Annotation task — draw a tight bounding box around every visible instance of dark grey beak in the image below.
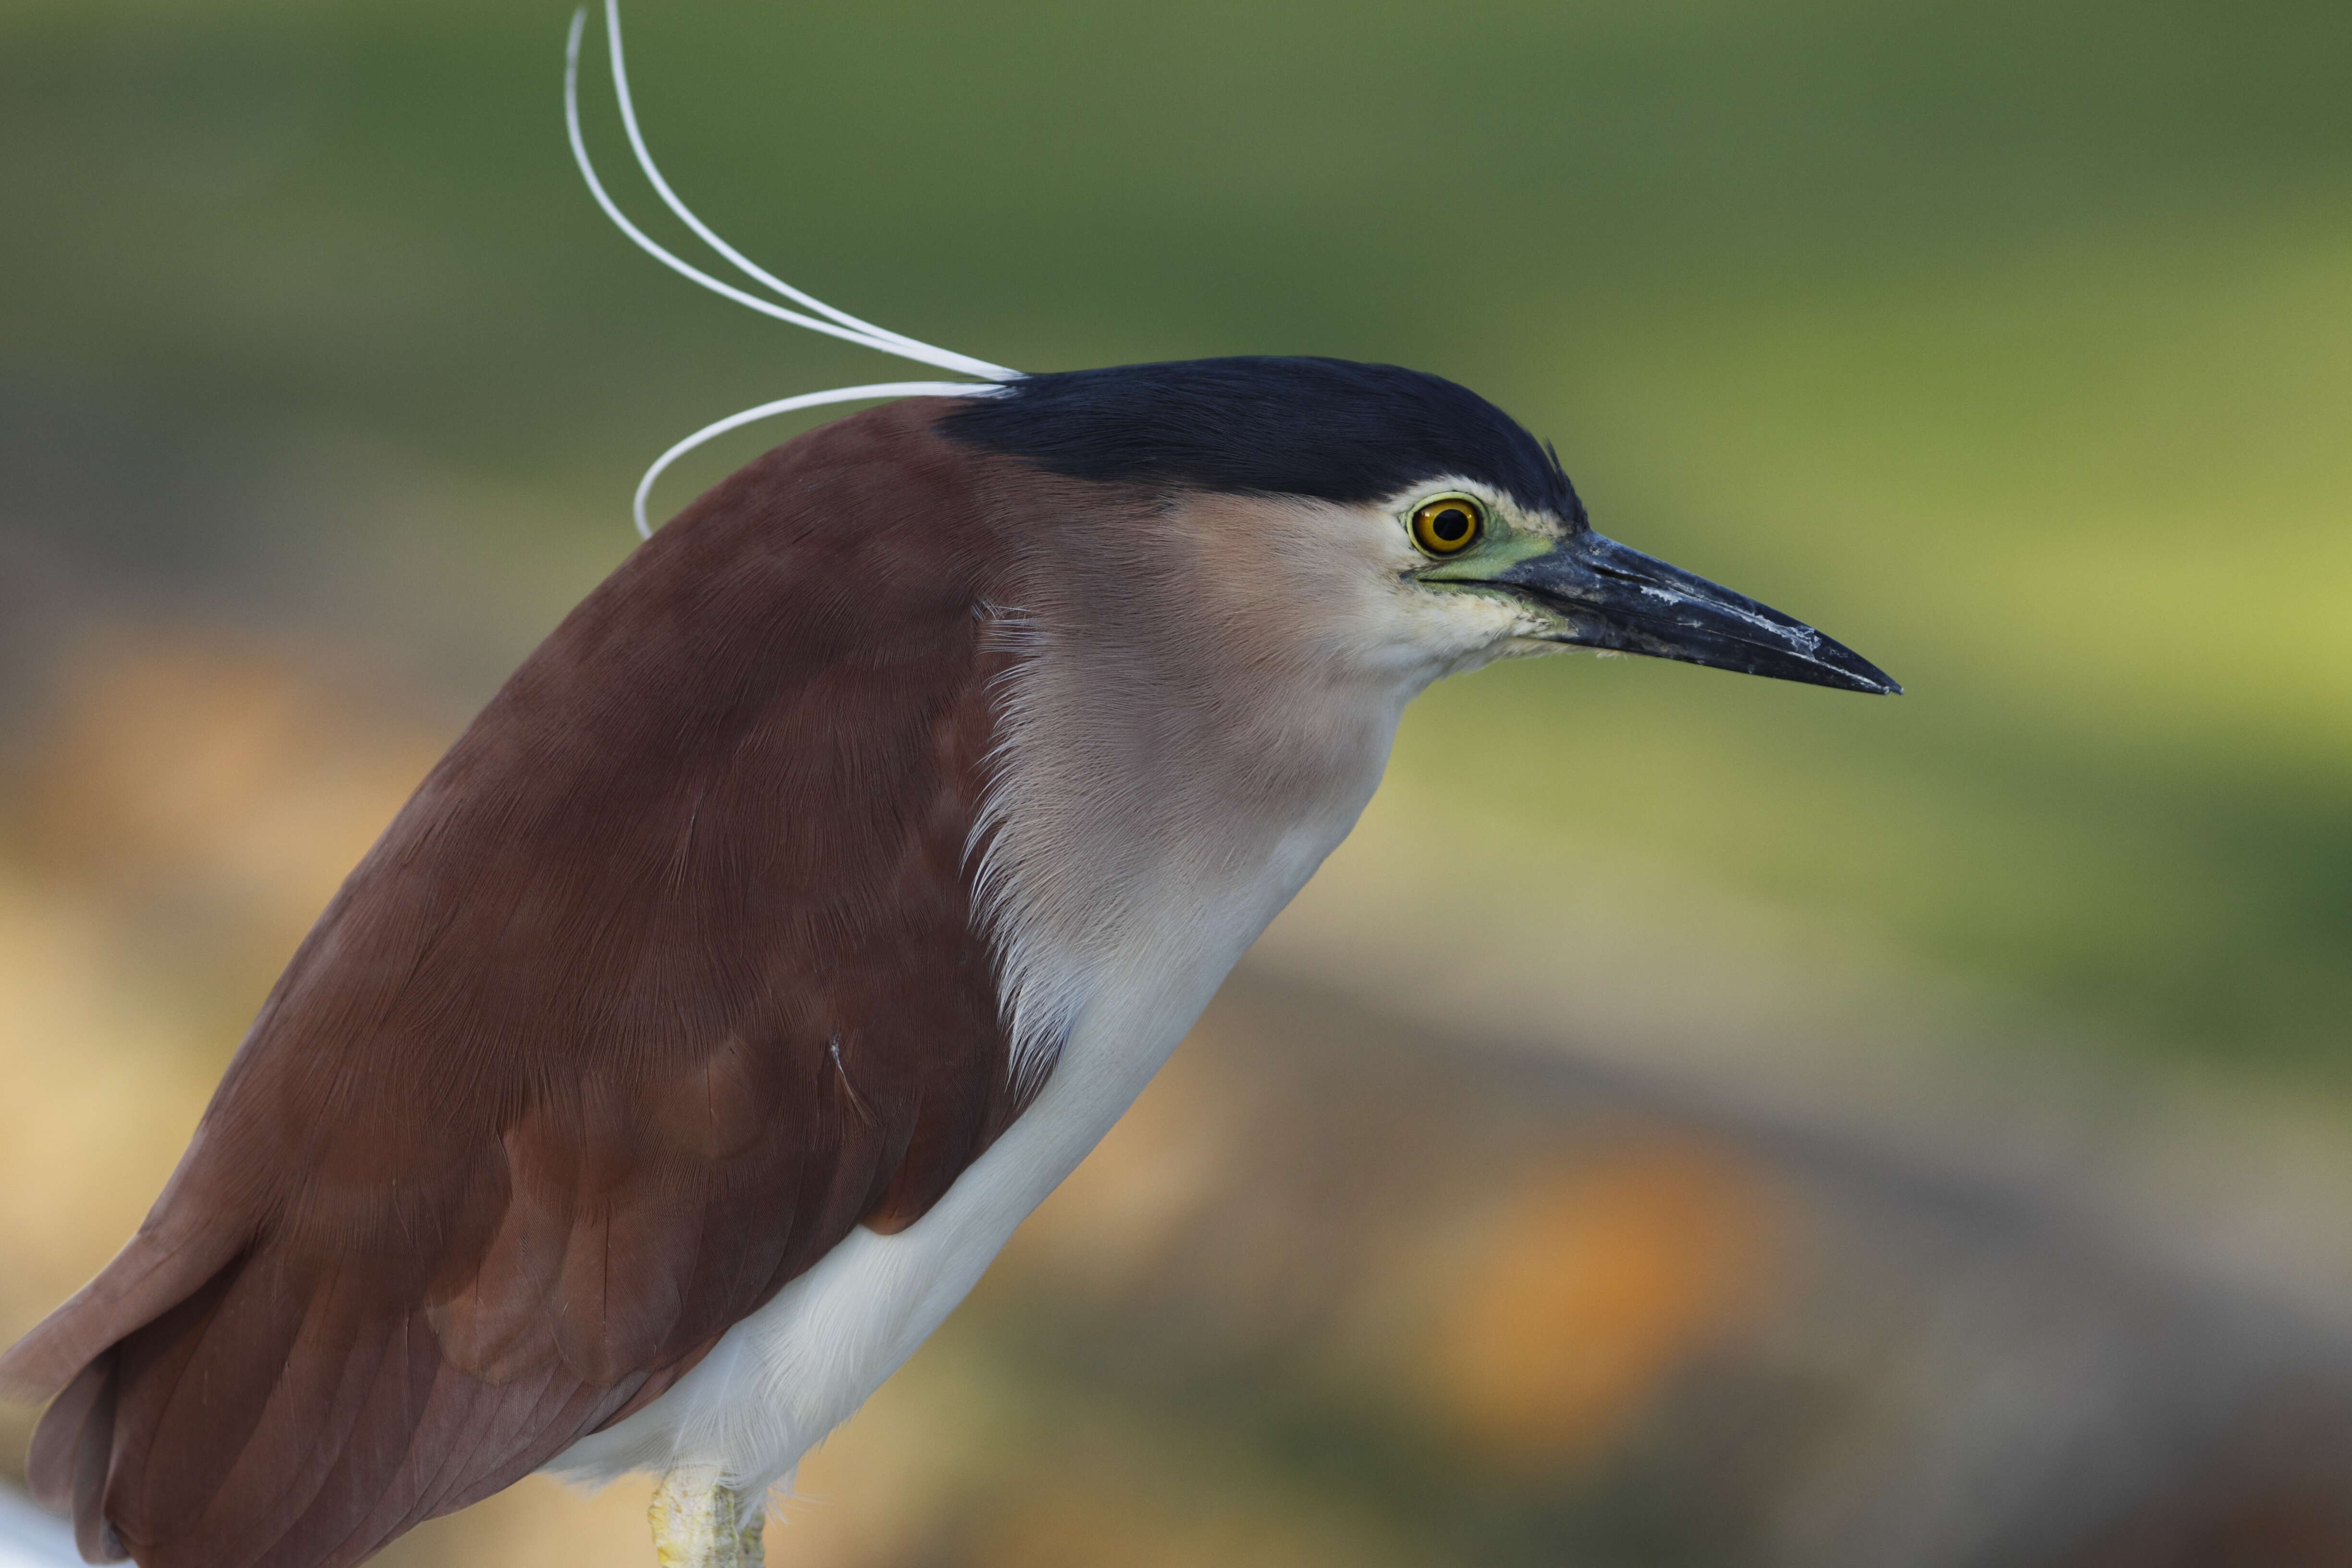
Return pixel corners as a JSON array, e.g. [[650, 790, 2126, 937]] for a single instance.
[[1490, 531, 1901, 695]]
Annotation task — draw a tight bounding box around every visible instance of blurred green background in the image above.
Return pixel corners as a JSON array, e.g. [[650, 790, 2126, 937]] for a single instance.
[[3, 1, 2349, 1565]]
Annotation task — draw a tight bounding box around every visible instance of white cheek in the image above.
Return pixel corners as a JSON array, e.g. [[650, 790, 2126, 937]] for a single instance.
[[1411, 588, 1534, 663], [1361, 560, 1530, 676]]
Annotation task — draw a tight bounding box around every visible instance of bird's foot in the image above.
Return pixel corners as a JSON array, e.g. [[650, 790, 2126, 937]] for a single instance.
[[649, 1465, 765, 1568]]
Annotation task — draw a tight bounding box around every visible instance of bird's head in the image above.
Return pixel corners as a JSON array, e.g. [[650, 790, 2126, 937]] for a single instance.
[[941, 355, 1900, 698]]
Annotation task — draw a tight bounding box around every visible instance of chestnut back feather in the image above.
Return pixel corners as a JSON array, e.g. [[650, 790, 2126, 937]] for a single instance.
[[1, 402, 1026, 1568]]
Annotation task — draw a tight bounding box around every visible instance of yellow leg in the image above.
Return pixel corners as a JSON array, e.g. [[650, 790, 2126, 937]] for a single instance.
[[649, 1466, 765, 1568]]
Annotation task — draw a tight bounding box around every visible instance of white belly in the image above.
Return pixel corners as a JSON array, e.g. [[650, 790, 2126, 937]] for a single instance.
[[542, 1006, 1173, 1493]]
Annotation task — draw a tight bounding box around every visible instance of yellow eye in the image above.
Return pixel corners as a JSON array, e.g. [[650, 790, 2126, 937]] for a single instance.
[[1409, 495, 1485, 556]]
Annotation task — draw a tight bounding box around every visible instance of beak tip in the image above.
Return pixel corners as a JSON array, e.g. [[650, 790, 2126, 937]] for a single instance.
[[1808, 635, 1899, 697], [1790, 636, 1900, 697]]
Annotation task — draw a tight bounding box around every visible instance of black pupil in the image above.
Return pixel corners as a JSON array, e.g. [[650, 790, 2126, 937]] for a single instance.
[[1431, 507, 1471, 543]]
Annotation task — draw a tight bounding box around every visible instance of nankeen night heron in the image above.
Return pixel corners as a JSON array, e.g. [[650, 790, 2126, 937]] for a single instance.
[[0, 8, 1898, 1568]]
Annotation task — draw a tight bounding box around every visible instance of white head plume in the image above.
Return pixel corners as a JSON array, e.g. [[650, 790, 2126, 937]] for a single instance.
[[564, 3, 1019, 537]]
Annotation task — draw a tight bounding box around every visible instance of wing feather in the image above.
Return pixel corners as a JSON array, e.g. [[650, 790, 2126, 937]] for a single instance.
[[0, 402, 1025, 1568]]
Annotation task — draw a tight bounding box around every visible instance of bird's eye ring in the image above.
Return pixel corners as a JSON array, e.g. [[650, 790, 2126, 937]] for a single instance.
[[1410, 495, 1485, 557]]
